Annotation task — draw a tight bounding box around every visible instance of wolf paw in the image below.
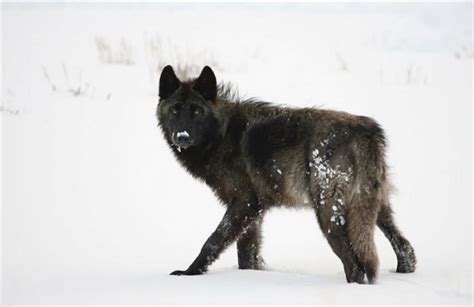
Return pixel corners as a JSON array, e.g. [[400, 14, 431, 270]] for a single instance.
[[238, 256, 265, 270], [396, 259, 416, 273], [170, 269, 203, 276], [396, 243, 417, 273], [349, 268, 366, 284]]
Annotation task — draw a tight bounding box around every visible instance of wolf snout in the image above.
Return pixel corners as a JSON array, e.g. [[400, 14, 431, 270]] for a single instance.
[[173, 130, 192, 148]]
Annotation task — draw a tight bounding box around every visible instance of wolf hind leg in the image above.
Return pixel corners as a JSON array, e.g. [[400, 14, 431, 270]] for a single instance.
[[377, 205, 416, 273], [346, 203, 380, 284], [315, 205, 365, 284], [237, 214, 265, 270]]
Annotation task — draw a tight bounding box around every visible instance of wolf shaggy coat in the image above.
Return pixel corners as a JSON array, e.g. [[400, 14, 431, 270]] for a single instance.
[[157, 66, 416, 284]]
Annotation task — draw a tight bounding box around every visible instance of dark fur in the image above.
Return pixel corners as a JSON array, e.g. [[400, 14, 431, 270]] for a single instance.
[[157, 66, 416, 284]]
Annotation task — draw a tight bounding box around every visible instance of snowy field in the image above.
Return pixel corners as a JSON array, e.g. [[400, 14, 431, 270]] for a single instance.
[[2, 2, 473, 305]]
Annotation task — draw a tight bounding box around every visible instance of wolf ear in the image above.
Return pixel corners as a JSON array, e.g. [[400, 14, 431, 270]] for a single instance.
[[193, 66, 217, 102], [159, 65, 181, 99]]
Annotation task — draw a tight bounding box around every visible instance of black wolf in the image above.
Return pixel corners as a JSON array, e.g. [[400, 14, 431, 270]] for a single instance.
[[157, 65, 416, 284]]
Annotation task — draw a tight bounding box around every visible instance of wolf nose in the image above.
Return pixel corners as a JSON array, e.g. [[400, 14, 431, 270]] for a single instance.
[[175, 131, 191, 145], [177, 134, 189, 143]]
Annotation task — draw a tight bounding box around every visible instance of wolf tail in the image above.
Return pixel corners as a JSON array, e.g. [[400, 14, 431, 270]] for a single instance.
[[377, 205, 417, 273]]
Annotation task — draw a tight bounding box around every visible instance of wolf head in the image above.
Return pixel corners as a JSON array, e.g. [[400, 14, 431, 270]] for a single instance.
[[157, 66, 221, 150]]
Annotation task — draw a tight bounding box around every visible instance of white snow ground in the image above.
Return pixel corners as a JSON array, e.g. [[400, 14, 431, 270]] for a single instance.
[[2, 2, 472, 305]]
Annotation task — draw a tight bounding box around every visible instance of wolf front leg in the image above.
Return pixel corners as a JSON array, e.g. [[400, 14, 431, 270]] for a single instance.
[[170, 205, 261, 276], [237, 214, 265, 270]]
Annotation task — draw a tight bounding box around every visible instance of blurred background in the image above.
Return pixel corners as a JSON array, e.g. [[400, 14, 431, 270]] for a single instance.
[[2, 2, 472, 305]]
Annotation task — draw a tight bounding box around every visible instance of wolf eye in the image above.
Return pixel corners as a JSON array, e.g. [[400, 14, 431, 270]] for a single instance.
[[170, 107, 178, 116], [193, 108, 203, 116]]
